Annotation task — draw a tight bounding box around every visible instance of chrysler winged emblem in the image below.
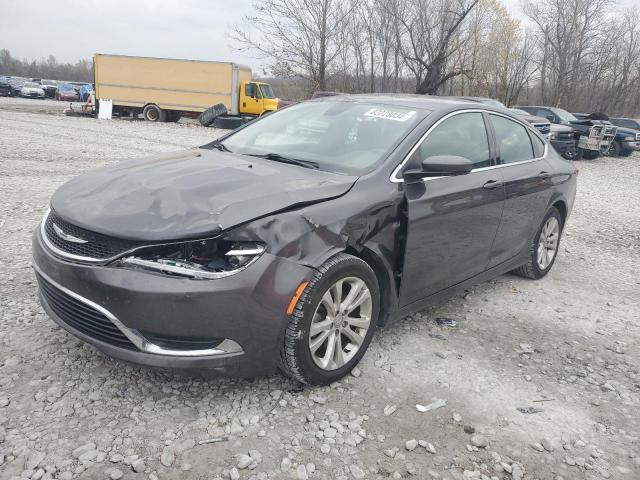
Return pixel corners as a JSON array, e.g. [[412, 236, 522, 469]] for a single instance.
[[52, 223, 88, 244]]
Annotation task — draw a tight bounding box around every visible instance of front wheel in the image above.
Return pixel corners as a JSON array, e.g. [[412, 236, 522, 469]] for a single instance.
[[607, 141, 621, 157], [513, 207, 563, 279], [280, 253, 379, 385]]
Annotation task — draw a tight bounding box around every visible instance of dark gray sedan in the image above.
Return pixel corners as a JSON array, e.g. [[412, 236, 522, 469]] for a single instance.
[[33, 95, 577, 385]]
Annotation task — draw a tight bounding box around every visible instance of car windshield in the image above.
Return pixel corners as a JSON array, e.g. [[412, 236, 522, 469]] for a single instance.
[[219, 101, 422, 175], [550, 107, 578, 122], [23, 82, 39, 88], [59, 84, 75, 91], [259, 84, 275, 99]]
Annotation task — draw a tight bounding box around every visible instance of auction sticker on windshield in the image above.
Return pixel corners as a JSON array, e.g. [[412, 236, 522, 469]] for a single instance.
[[364, 108, 415, 122]]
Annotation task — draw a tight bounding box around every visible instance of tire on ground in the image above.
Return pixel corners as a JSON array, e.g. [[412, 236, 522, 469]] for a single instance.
[[512, 206, 563, 280], [198, 103, 227, 127], [213, 115, 244, 130], [142, 104, 166, 122], [165, 110, 181, 123], [279, 253, 380, 386]]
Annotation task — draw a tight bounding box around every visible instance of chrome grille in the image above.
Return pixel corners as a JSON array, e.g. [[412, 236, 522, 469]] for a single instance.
[[43, 210, 142, 261], [533, 123, 551, 135]]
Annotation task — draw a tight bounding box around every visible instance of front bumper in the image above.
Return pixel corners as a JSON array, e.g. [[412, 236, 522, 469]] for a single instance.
[[550, 138, 575, 155], [621, 140, 640, 151], [32, 228, 313, 375]]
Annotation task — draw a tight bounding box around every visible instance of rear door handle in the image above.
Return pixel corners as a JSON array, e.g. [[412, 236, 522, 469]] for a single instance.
[[538, 171, 552, 180], [483, 179, 503, 190]]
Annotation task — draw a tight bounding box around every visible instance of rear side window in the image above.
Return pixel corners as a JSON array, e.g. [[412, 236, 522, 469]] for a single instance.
[[413, 112, 491, 168], [245, 83, 255, 97], [529, 131, 545, 158], [490, 114, 534, 164]]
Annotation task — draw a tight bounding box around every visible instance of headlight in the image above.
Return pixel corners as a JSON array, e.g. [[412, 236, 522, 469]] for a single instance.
[[118, 239, 265, 279], [550, 132, 558, 140], [623, 135, 634, 141]]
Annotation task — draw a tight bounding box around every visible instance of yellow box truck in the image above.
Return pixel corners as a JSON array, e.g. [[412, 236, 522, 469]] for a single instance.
[[93, 54, 279, 126]]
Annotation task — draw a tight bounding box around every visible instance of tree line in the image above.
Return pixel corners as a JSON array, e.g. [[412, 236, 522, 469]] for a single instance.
[[0, 49, 93, 83], [231, 0, 640, 116]]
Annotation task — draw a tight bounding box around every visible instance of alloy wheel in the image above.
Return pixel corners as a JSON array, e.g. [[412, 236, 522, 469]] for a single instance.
[[308, 277, 372, 371], [537, 217, 560, 270]]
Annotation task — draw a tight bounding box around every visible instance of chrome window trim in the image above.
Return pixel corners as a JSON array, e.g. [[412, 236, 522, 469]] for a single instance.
[[390, 108, 548, 183], [33, 262, 243, 357]]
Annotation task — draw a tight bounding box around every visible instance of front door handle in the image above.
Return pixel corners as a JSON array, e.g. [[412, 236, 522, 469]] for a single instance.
[[483, 179, 503, 190], [538, 171, 552, 180]]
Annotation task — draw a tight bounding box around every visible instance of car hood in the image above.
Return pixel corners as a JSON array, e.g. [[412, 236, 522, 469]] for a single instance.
[[614, 126, 638, 136], [50, 148, 357, 242]]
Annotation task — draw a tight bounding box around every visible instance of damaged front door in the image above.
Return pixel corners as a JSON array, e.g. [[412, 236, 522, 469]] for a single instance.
[[397, 112, 505, 306]]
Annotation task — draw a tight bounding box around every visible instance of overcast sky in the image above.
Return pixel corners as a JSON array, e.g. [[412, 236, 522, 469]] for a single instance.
[[0, 0, 635, 73]]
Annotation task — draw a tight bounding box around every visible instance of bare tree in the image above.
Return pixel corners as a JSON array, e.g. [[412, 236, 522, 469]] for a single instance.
[[389, 0, 479, 94], [230, 0, 360, 92]]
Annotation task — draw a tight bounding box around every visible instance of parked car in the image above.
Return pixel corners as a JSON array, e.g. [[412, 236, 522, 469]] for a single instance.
[[40, 80, 58, 98], [8, 78, 26, 97], [79, 83, 94, 102], [454, 97, 552, 139], [19, 81, 46, 99], [0, 78, 11, 97], [574, 113, 640, 157], [516, 106, 616, 159], [33, 96, 576, 384], [55, 83, 80, 101]]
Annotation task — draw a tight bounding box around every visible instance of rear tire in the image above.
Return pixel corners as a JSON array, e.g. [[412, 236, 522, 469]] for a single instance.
[[166, 110, 181, 123], [280, 253, 380, 385], [142, 104, 166, 122], [607, 141, 621, 157], [512, 207, 563, 280], [582, 149, 599, 160]]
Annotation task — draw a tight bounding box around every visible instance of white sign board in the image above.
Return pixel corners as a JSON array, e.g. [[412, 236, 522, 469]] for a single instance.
[[98, 99, 112, 120]]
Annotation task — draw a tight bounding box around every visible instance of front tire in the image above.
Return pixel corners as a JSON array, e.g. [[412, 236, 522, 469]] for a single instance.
[[513, 207, 563, 279], [280, 253, 380, 385], [608, 141, 621, 157]]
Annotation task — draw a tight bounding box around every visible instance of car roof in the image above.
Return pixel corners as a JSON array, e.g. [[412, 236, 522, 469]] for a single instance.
[[309, 93, 496, 112]]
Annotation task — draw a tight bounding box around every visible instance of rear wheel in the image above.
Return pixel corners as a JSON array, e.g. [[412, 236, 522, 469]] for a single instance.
[[165, 110, 181, 123], [142, 104, 166, 122], [582, 149, 600, 160], [513, 207, 563, 280], [280, 253, 379, 385], [607, 141, 621, 157]]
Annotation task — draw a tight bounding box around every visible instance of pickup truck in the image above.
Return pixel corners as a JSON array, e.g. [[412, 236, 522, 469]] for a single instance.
[[574, 114, 640, 157], [516, 106, 616, 159]]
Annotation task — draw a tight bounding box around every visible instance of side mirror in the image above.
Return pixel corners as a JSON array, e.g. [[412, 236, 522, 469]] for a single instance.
[[403, 155, 474, 181]]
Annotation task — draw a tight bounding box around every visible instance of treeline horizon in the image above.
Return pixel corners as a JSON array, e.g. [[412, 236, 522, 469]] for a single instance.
[[0, 49, 93, 83]]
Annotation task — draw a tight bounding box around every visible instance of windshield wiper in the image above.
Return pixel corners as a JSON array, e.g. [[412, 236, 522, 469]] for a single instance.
[[245, 153, 319, 169]]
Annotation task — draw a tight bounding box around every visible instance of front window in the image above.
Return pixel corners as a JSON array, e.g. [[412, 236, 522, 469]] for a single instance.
[[59, 84, 75, 92], [23, 82, 39, 88], [411, 112, 491, 169], [550, 108, 577, 123], [219, 101, 422, 175], [259, 84, 275, 99]]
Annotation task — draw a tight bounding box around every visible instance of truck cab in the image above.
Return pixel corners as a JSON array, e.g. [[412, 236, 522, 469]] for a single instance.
[[239, 81, 279, 116]]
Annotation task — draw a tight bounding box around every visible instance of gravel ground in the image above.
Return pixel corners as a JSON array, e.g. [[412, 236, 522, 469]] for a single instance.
[[0, 96, 639, 480]]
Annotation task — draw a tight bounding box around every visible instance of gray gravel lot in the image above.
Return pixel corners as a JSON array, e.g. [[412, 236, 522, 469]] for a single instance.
[[0, 96, 639, 480]]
